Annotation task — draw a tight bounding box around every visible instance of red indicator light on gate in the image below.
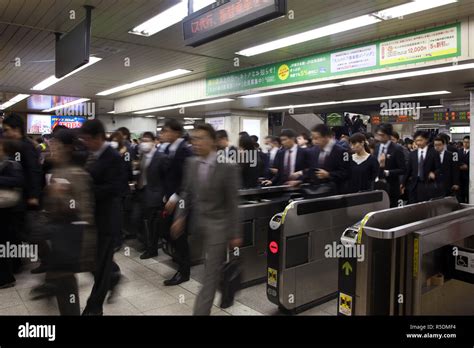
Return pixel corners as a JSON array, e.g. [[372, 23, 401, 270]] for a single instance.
[[269, 241, 278, 254]]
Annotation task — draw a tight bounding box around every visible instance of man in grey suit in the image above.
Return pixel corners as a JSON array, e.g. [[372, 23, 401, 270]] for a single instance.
[[171, 124, 242, 315]]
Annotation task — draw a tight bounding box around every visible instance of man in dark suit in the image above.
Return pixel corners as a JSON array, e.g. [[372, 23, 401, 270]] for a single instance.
[[138, 132, 169, 259], [307, 124, 350, 193], [171, 124, 242, 315], [374, 123, 406, 207], [262, 129, 310, 187], [434, 135, 460, 197], [162, 119, 193, 286], [80, 120, 123, 315], [402, 131, 440, 204], [216, 130, 238, 159], [457, 135, 470, 203]]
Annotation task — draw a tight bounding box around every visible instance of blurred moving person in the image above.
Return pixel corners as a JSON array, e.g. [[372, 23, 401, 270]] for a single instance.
[[374, 124, 406, 207], [308, 124, 350, 193], [433, 135, 459, 197], [347, 133, 379, 193], [458, 135, 470, 203], [2, 114, 43, 274], [45, 130, 96, 315], [80, 120, 123, 315], [216, 130, 237, 159], [0, 138, 24, 288], [297, 132, 311, 149], [170, 124, 242, 315], [402, 131, 440, 204], [162, 119, 193, 286]]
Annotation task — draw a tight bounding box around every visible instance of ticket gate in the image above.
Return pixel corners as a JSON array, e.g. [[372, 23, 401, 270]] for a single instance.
[[266, 190, 389, 313], [186, 185, 309, 286], [338, 197, 474, 316]]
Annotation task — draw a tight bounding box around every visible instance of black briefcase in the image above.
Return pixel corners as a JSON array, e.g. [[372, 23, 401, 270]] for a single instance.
[[219, 258, 242, 309]]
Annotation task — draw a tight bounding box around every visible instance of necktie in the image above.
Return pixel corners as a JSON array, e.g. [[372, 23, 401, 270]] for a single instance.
[[318, 149, 326, 167], [199, 160, 208, 184], [418, 150, 424, 179], [286, 150, 292, 177]]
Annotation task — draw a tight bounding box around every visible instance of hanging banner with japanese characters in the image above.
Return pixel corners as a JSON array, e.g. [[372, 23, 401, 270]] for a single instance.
[[206, 23, 461, 96]]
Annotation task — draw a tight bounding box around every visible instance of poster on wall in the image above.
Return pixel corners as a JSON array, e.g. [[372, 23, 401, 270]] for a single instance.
[[206, 117, 225, 130], [27, 115, 87, 134]]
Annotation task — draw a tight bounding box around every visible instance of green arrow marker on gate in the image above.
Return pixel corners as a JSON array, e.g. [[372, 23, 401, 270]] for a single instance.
[[342, 261, 353, 276]]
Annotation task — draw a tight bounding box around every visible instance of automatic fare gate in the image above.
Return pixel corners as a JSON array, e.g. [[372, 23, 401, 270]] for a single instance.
[[338, 197, 474, 316], [266, 190, 389, 313]]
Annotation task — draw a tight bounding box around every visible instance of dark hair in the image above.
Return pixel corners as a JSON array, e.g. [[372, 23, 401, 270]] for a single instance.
[[52, 124, 68, 134], [349, 133, 370, 152], [392, 131, 400, 140], [3, 113, 25, 136], [413, 130, 430, 140], [239, 135, 255, 151], [271, 136, 281, 146], [311, 124, 331, 137], [117, 127, 131, 141], [365, 132, 374, 140], [81, 119, 106, 139], [164, 119, 183, 135], [109, 131, 124, 148], [216, 130, 228, 140], [376, 123, 393, 137], [439, 133, 451, 143], [195, 123, 217, 141], [464, 136, 470, 141], [239, 131, 249, 137], [141, 131, 156, 141], [280, 128, 297, 139], [53, 128, 78, 146], [434, 136, 446, 145], [0, 138, 21, 157], [299, 132, 311, 142], [250, 135, 259, 143]]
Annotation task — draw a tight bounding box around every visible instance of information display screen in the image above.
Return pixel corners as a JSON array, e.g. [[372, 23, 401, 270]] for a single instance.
[[183, 0, 286, 47]]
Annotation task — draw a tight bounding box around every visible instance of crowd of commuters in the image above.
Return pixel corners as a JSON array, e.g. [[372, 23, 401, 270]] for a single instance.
[[0, 113, 470, 316]]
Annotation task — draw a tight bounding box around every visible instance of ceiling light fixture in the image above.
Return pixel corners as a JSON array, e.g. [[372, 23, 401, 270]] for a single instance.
[[236, 0, 457, 57], [129, 1, 188, 37], [134, 98, 234, 114], [0, 94, 30, 110], [96, 69, 192, 96], [264, 91, 451, 111], [31, 57, 102, 91]]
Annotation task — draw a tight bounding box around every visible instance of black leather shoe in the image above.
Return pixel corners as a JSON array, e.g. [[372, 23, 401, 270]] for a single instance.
[[0, 281, 15, 289], [163, 272, 190, 286], [220, 298, 234, 309], [139, 251, 158, 260], [30, 264, 48, 274]]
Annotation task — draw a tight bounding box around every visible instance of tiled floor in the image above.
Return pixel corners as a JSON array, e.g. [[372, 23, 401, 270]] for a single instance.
[[0, 243, 337, 316]]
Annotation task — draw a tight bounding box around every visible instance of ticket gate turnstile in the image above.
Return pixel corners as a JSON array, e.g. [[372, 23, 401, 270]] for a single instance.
[[266, 190, 389, 313], [338, 197, 474, 316]]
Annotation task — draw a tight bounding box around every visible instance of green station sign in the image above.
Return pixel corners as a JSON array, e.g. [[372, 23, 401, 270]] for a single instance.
[[206, 23, 461, 96]]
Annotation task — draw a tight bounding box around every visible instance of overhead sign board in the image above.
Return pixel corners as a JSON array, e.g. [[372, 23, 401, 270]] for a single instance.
[[183, 0, 287, 47], [206, 23, 461, 96]]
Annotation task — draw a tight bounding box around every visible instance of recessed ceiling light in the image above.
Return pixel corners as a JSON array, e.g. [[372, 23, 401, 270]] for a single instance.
[[264, 91, 451, 111], [96, 69, 192, 96], [31, 57, 102, 91], [0, 94, 30, 110]]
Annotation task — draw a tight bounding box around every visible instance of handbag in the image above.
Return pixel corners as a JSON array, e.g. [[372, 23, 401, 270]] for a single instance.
[[219, 257, 242, 309]]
